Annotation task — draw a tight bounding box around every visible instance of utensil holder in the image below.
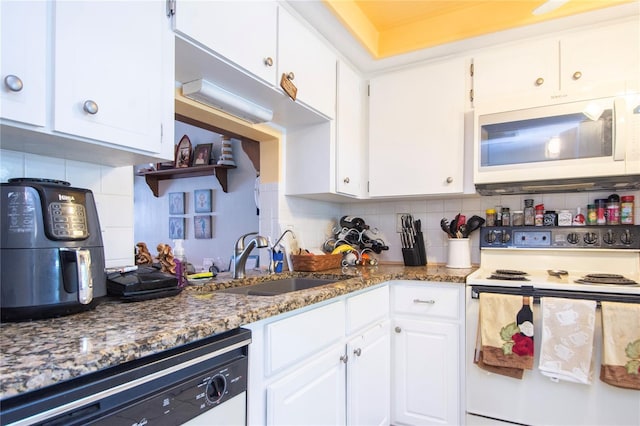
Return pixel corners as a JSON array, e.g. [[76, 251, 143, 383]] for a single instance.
[[446, 238, 471, 268]]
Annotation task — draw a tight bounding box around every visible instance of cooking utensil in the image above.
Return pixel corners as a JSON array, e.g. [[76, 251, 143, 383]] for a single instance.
[[440, 218, 454, 238], [450, 213, 460, 238], [462, 215, 485, 237]]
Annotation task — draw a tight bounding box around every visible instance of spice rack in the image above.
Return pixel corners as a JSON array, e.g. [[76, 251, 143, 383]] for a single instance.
[[137, 165, 237, 197]]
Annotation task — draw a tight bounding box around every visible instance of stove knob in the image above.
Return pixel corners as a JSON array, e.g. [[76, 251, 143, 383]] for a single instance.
[[584, 232, 598, 245], [486, 231, 497, 244], [205, 374, 227, 404], [603, 229, 615, 245], [621, 229, 633, 245], [501, 230, 511, 243], [566, 232, 579, 244]]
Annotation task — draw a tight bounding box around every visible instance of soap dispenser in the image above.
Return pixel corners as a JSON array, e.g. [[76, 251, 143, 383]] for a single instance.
[[173, 239, 187, 287]]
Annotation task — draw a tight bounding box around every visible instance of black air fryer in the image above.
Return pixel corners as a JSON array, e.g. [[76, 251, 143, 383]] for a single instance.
[[1, 178, 106, 322]]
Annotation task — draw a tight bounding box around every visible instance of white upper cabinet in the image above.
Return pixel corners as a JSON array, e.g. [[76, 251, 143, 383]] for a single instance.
[[368, 56, 467, 197], [53, 1, 166, 154], [0, 0, 47, 127], [473, 19, 640, 109], [172, 1, 278, 84], [277, 7, 337, 119]]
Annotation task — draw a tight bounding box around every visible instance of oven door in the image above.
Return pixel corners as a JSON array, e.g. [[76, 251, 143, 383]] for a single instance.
[[465, 285, 639, 426]]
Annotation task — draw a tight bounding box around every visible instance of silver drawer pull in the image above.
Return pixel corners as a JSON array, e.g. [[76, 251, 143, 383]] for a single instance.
[[413, 299, 435, 304]]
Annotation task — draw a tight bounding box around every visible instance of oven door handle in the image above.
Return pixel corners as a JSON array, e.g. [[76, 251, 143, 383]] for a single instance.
[[470, 285, 640, 305]]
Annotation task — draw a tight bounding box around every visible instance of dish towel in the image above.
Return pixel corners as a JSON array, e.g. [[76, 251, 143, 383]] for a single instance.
[[475, 293, 534, 379], [538, 297, 596, 384], [600, 301, 640, 390]]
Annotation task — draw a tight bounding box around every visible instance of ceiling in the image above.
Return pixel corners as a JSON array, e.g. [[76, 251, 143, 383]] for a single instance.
[[288, 0, 638, 74], [322, 0, 634, 59]]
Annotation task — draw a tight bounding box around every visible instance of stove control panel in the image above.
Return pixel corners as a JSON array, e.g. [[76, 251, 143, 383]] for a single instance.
[[480, 226, 640, 249]]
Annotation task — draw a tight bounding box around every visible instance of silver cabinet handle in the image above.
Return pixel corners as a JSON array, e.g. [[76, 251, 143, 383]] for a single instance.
[[83, 100, 99, 115], [286, 72, 295, 81], [353, 348, 362, 357], [535, 77, 544, 86], [343, 177, 350, 184], [446, 176, 453, 184], [572, 71, 582, 80], [264, 57, 273, 67], [395, 326, 402, 333], [339, 354, 349, 364], [4, 75, 23, 92], [413, 299, 435, 304]]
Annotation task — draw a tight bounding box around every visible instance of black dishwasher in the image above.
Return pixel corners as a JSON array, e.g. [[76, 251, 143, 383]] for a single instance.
[[1, 328, 251, 426]]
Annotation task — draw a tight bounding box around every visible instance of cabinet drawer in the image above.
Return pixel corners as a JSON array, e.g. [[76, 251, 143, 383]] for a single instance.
[[346, 285, 389, 335], [266, 301, 345, 375], [392, 284, 461, 320]]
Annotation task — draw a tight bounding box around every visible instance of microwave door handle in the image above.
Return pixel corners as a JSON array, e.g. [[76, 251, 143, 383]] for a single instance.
[[60, 248, 94, 304], [613, 97, 626, 161]]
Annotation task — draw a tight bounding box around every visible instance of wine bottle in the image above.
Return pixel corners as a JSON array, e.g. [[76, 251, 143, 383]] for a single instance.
[[339, 216, 369, 231], [516, 296, 534, 337]]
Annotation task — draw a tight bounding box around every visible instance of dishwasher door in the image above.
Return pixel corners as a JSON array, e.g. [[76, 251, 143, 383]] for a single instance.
[[1, 328, 251, 426]]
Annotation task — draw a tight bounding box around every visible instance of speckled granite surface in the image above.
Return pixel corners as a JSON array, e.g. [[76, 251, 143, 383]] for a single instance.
[[0, 264, 474, 399]]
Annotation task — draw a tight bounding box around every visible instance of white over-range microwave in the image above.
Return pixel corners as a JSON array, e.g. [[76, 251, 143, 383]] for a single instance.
[[473, 95, 640, 194]]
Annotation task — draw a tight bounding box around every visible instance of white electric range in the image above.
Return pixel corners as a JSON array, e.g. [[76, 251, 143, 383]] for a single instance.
[[465, 225, 640, 426]]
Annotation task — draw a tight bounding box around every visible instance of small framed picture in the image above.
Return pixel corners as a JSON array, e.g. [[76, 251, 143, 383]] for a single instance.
[[194, 215, 213, 239], [192, 143, 213, 166], [194, 189, 212, 213], [175, 134, 192, 168], [169, 217, 185, 239], [168, 192, 185, 215]]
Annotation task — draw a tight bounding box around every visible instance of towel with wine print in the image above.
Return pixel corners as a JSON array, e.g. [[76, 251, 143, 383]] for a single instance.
[[475, 293, 534, 379]]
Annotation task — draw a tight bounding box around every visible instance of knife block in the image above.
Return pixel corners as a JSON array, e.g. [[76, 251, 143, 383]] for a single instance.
[[402, 231, 427, 266]]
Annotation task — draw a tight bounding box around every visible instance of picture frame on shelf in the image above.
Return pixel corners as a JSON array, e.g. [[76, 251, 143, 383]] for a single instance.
[[194, 215, 213, 239], [192, 143, 213, 166], [194, 189, 213, 213], [175, 135, 192, 168], [169, 217, 185, 239], [168, 192, 185, 215]]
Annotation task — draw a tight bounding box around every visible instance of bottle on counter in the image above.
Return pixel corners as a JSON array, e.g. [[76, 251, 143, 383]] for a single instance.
[[495, 205, 503, 226], [524, 199, 535, 226], [340, 215, 369, 231], [535, 204, 545, 226], [173, 239, 187, 287], [586, 204, 597, 225], [621, 195, 635, 225], [573, 207, 586, 225]]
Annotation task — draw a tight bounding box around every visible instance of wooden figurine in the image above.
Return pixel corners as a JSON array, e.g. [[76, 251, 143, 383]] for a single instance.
[[135, 242, 153, 265], [157, 243, 176, 274]]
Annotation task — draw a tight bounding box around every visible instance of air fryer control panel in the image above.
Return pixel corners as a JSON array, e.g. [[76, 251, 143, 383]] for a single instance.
[[48, 201, 88, 239], [480, 225, 640, 249]]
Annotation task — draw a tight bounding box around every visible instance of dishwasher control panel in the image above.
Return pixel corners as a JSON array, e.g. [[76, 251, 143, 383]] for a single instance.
[[481, 225, 640, 249]]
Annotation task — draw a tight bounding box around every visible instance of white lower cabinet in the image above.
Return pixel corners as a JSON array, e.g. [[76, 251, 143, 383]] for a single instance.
[[391, 281, 464, 426], [247, 284, 390, 426]]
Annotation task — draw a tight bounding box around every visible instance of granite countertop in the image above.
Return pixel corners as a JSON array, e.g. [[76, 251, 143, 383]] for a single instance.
[[0, 264, 474, 399]]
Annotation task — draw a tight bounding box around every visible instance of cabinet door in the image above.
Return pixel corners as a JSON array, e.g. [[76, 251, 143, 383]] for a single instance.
[[347, 321, 390, 426], [278, 7, 336, 119], [266, 344, 346, 426], [392, 318, 459, 426], [561, 20, 640, 97], [173, 1, 277, 84], [0, 0, 47, 127], [336, 61, 366, 197], [53, 1, 164, 153], [368, 57, 466, 196], [472, 38, 557, 108]]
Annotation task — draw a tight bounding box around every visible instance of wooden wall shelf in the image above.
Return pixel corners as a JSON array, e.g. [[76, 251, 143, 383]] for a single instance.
[[138, 165, 237, 197]]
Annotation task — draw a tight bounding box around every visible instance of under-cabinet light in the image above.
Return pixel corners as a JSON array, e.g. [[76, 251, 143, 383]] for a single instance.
[[532, 0, 569, 15], [182, 79, 273, 124]]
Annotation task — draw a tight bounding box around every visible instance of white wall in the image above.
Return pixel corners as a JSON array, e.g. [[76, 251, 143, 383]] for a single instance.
[[0, 149, 134, 268], [133, 121, 259, 272]]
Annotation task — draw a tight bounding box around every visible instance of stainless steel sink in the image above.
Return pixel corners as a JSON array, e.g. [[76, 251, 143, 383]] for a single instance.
[[218, 277, 338, 296]]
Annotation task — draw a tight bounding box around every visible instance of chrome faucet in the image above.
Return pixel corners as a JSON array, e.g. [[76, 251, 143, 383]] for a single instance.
[[268, 229, 296, 274], [232, 232, 268, 279]]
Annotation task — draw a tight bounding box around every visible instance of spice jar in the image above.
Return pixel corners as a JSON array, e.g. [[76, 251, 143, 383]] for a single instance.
[[586, 204, 597, 225], [535, 204, 545, 226], [558, 210, 572, 226], [524, 199, 535, 226], [543, 210, 557, 226], [501, 207, 511, 226], [595, 199, 607, 225], [486, 208, 497, 227], [573, 207, 585, 225], [606, 194, 620, 225], [621, 195, 635, 225], [512, 211, 524, 226]]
